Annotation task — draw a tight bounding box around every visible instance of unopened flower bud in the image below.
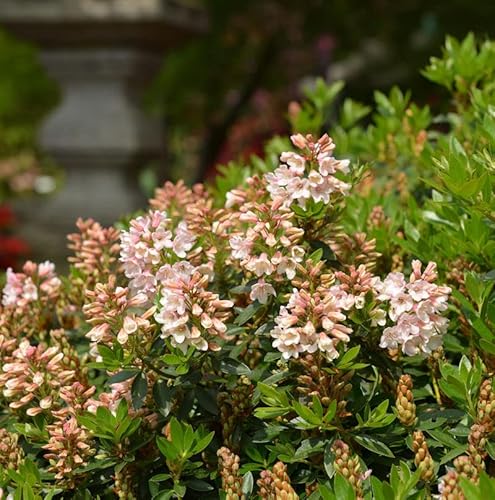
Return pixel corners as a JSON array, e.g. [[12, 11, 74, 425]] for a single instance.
[[396, 375, 417, 427], [413, 431, 435, 482]]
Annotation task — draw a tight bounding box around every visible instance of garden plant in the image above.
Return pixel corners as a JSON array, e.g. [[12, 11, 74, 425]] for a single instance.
[[1, 34, 495, 499]]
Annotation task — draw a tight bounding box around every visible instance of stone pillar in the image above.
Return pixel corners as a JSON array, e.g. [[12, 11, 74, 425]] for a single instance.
[[13, 49, 162, 263], [0, 0, 206, 265]]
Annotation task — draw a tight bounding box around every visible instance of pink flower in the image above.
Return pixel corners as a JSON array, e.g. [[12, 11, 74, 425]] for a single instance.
[[172, 221, 196, 258], [389, 293, 414, 321], [250, 280, 276, 304], [120, 210, 197, 298], [376, 261, 451, 356], [375, 272, 407, 301], [2, 261, 61, 309], [154, 267, 233, 352], [245, 253, 274, 277], [86, 323, 110, 343], [229, 235, 253, 260], [22, 278, 38, 301], [264, 134, 351, 211], [271, 287, 352, 361], [290, 133, 308, 149], [280, 151, 306, 174], [318, 157, 350, 176]]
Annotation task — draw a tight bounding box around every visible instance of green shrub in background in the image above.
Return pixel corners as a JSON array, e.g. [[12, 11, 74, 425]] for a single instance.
[[0, 29, 59, 201], [0, 34, 495, 500], [0, 29, 58, 155]]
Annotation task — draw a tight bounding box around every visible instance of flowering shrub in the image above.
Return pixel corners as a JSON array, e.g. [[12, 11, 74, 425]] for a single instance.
[[1, 34, 495, 499]]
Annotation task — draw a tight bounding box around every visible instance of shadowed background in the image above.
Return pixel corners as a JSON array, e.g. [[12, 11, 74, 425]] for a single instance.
[[0, 0, 493, 267]]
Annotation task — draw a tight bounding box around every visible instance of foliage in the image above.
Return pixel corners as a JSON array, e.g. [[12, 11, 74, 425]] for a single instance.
[[147, 1, 495, 180], [1, 34, 495, 499], [0, 29, 59, 203]]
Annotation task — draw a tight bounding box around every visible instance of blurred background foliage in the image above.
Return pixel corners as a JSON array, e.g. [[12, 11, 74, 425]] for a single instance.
[[0, 28, 59, 268], [1, 0, 495, 267], [0, 29, 58, 157], [1, 0, 495, 185], [146, 0, 495, 182]]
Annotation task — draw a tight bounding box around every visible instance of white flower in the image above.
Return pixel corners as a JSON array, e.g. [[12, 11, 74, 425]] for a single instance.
[[379, 325, 403, 350], [319, 157, 350, 176], [354, 295, 366, 309], [375, 273, 407, 300], [317, 334, 339, 360], [86, 323, 110, 343], [407, 280, 434, 301], [229, 235, 253, 259], [22, 278, 38, 302], [245, 253, 274, 277], [250, 280, 276, 304], [225, 190, 244, 208], [172, 221, 196, 258], [117, 316, 138, 344], [271, 328, 302, 359], [329, 285, 355, 311], [389, 293, 414, 321], [275, 257, 297, 279], [291, 246, 305, 262], [280, 152, 306, 174]]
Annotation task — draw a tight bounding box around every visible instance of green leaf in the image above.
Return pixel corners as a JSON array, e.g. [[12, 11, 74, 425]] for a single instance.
[[107, 369, 139, 385], [324, 400, 337, 424], [220, 358, 252, 376], [292, 401, 321, 425], [254, 407, 289, 419], [318, 483, 337, 500], [191, 431, 214, 455], [336, 346, 361, 368], [370, 477, 394, 500], [324, 442, 335, 479], [195, 387, 218, 415], [150, 473, 172, 483], [353, 435, 395, 457], [312, 395, 324, 419], [257, 383, 289, 407], [234, 302, 262, 325], [427, 429, 461, 449], [153, 380, 175, 417], [334, 473, 356, 500], [169, 417, 185, 451], [156, 436, 179, 461], [242, 471, 254, 496], [185, 479, 214, 492], [21, 483, 36, 500], [131, 372, 148, 410]]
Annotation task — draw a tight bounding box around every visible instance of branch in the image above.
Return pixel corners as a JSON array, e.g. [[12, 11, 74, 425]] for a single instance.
[[195, 36, 278, 182]]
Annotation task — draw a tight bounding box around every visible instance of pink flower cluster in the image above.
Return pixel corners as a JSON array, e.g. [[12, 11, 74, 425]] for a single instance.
[[0, 339, 76, 416], [120, 210, 196, 298], [118, 207, 234, 353], [265, 133, 350, 210], [229, 203, 305, 303], [86, 376, 158, 428], [2, 260, 61, 309], [375, 260, 451, 356], [43, 415, 94, 483], [83, 276, 151, 346], [271, 286, 352, 360], [154, 262, 233, 351]]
